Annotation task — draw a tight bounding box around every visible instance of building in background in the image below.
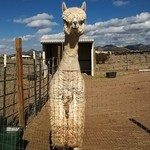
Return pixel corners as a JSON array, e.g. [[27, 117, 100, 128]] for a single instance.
[[40, 38, 95, 76]]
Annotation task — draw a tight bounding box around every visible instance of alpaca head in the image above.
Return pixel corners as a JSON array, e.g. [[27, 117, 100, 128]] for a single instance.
[[62, 2, 86, 36]]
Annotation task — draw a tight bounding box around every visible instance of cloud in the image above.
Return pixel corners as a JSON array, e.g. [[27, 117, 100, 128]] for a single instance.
[[85, 12, 150, 46], [37, 28, 52, 35], [14, 13, 58, 34], [27, 20, 50, 28], [113, 0, 130, 7], [40, 12, 150, 47], [41, 32, 64, 40], [1, 12, 150, 54], [20, 34, 36, 41], [0, 45, 6, 49], [0, 38, 15, 54], [14, 13, 53, 24], [0, 35, 40, 54], [0, 13, 59, 54]]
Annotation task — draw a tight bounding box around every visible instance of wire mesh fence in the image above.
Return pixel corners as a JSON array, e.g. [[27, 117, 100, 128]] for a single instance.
[[96, 52, 150, 72], [0, 61, 17, 126], [82, 71, 150, 150], [0, 56, 50, 126], [0, 53, 51, 150], [0, 52, 150, 150], [23, 69, 150, 150]]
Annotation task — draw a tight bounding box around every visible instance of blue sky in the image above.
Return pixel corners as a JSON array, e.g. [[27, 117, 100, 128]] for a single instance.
[[0, 0, 150, 54]]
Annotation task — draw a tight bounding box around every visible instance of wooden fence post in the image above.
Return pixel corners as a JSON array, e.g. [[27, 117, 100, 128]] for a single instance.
[[33, 51, 37, 115], [15, 38, 25, 128], [57, 46, 61, 66], [3, 54, 7, 117], [38, 53, 42, 110]]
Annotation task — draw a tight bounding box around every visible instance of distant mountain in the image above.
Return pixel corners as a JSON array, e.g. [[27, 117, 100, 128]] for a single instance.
[[22, 49, 42, 56], [95, 44, 150, 53], [94, 46, 103, 51], [103, 44, 117, 49], [125, 44, 150, 51], [95, 45, 129, 54], [95, 45, 118, 51]]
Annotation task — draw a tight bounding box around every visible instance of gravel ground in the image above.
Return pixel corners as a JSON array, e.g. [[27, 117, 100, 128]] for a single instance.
[[24, 71, 150, 150]]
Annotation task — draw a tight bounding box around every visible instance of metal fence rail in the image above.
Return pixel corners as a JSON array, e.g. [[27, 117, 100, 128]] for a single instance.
[[0, 53, 52, 127]]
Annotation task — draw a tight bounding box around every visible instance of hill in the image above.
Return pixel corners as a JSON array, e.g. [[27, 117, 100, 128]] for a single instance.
[[22, 49, 42, 56], [125, 44, 150, 51], [95, 44, 150, 54]]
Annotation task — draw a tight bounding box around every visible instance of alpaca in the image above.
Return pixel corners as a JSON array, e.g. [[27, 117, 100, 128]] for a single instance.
[[49, 2, 86, 150]]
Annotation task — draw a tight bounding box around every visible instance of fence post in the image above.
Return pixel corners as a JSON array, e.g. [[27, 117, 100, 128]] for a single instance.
[[33, 51, 37, 115], [42, 51, 48, 78], [57, 46, 61, 66], [39, 53, 42, 109], [15, 38, 25, 128], [3, 54, 7, 117], [42, 51, 46, 67], [47, 60, 50, 102], [52, 57, 55, 75]]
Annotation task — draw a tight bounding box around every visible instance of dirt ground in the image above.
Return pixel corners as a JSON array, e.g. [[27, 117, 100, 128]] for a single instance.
[[23, 71, 150, 150]]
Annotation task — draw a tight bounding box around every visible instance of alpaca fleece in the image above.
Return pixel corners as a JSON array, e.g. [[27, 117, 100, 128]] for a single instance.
[[49, 2, 86, 149]]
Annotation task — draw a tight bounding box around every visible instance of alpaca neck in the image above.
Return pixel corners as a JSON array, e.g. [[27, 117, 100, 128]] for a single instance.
[[58, 35, 80, 71]]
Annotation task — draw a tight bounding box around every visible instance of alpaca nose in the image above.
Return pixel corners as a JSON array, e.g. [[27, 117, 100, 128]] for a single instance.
[[73, 21, 77, 25], [72, 21, 78, 28]]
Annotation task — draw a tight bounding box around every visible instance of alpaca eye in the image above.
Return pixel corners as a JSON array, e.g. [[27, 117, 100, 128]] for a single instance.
[[64, 20, 69, 26], [79, 20, 84, 25]]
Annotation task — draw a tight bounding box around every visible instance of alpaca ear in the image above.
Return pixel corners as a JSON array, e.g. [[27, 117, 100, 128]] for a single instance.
[[62, 2, 67, 12], [81, 1, 86, 11]]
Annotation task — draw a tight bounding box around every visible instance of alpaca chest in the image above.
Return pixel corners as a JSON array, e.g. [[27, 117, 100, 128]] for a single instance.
[[50, 71, 85, 120], [50, 71, 85, 101], [49, 71, 86, 147]]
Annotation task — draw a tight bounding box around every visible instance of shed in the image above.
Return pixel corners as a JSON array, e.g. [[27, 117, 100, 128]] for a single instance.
[[40, 38, 95, 76]]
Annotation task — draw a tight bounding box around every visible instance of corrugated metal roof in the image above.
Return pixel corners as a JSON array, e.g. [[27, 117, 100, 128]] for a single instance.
[[40, 38, 94, 44]]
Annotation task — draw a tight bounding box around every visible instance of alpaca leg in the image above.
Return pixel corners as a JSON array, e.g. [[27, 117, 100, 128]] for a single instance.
[[66, 95, 85, 148], [50, 97, 68, 147]]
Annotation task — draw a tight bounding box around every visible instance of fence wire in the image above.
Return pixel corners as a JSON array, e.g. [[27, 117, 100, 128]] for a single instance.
[[0, 57, 50, 127], [0, 53, 150, 150], [24, 71, 150, 150]]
